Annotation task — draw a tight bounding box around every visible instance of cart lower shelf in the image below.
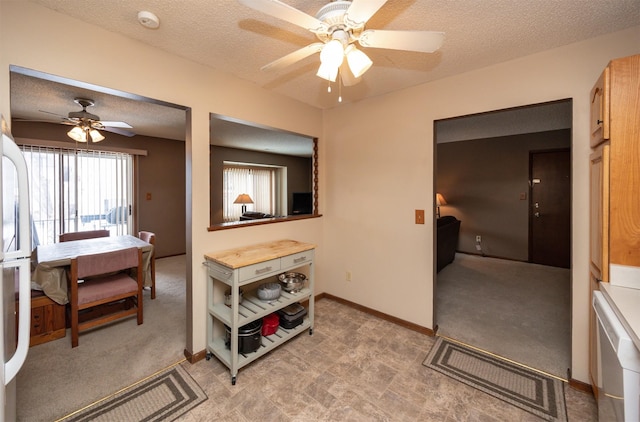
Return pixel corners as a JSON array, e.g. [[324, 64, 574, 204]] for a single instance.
[[206, 317, 312, 384]]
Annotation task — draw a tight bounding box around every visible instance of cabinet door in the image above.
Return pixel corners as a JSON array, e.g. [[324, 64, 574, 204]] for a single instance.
[[590, 66, 610, 148], [589, 144, 609, 282], [608, 54, 640, 270]]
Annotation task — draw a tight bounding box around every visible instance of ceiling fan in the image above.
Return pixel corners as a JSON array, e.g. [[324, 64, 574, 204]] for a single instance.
[[238, 0, 445, 87], [39, 98, 135, 143]]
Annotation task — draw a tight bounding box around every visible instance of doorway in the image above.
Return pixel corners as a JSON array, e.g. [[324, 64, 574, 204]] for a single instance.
[[434, 99, 573, 379], [9, 68, 191, 418], [529, 149, 571, 268]]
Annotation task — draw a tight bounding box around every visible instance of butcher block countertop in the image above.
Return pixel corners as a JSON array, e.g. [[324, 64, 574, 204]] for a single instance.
[[204, 239, 315, 269]]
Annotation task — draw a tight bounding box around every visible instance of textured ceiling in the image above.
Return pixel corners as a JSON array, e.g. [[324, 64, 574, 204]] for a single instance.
[[23, 0, 640, 109], [8, 1, 639, 150]]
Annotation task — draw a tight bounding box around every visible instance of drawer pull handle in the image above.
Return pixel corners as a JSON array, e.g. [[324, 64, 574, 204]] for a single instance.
[[597, 119, 603, 125], [293, 256, 306, 263], [255, 266, 272, 275]]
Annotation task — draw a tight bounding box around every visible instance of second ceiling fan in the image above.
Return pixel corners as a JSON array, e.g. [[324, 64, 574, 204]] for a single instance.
[[238, 0, 445, 86], [39, 98, 135, 143]]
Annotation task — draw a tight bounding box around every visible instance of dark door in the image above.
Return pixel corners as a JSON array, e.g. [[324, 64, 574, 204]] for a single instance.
[[529, 149, 571, 268]]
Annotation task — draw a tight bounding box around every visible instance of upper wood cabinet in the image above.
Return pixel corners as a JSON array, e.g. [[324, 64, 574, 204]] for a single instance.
[[589, 54, 640, 272], [590, 66, 610, 147], [607, 55, 640, 270]]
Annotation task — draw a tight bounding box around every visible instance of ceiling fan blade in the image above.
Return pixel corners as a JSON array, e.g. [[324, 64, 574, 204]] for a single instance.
[[101, 126, 135, 137], [238, 0, 328, 33], [339, 62, 362, 87], [38, 109, 66, 118], [98, 121, 133, 129], [358, 29, 445, 53], [13, 117, 60, 124], [261, 43, 324, 72], [344, 0, 388, 27]]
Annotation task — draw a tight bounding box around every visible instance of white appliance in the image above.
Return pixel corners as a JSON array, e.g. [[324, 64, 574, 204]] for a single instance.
[[593, 290, 640, 422], [1, 116, 31, 421]]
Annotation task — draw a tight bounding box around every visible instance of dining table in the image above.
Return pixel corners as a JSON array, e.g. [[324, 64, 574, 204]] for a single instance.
[[32, 235, 153, 305]]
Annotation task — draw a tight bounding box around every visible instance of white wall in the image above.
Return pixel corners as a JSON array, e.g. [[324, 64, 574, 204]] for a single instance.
[[0, 1, 324, 356], [322, 26, 640, 383]]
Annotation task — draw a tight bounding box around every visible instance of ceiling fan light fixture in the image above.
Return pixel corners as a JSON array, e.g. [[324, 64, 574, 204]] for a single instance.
[[89, 129, 105, 142], [345, 45, 372, 78], [319, 39, 344, 68], [67, 126, 87, 142], [317, 61, 339, 82]]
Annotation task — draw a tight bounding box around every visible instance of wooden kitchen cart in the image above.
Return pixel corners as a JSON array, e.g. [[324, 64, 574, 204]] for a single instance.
[[204, 239, 315, 385]]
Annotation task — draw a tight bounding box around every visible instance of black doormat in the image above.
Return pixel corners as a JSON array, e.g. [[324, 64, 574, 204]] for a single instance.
[[61, 364, 207, 422], [423, 337, 567, 421]]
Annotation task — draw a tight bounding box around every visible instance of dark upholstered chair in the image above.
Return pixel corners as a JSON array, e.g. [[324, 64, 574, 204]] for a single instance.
[[67, 247, 143, 348], [59, 229, 110, 242], [437, 216, 461, 272], [138, 231, 156, 299]]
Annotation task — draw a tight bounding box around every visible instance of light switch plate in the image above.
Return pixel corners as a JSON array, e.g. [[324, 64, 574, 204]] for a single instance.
[[415, 209, 425, 224]]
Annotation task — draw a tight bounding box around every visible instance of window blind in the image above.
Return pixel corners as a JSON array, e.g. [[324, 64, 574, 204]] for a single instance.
[[20, 145, 133, 245], [223, 165, 275, 222]]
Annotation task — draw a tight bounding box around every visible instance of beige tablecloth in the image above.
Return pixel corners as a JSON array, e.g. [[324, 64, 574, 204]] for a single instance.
[[33, 235, 153, 305]]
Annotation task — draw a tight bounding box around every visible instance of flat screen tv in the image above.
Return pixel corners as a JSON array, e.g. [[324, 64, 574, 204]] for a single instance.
[[291, 192, 312, 215]]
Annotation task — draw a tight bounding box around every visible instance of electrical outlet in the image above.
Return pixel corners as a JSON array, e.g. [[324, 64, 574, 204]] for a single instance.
[[346, 271, 352, 282], [476, 235, 481, 243], [476, 244, 482, 251]]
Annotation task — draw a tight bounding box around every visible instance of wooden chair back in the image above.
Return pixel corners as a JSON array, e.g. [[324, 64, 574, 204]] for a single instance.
[[68, 247, 143, 347]]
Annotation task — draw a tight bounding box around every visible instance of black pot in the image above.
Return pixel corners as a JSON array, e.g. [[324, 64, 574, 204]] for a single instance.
[[224, 319, 262, 354]]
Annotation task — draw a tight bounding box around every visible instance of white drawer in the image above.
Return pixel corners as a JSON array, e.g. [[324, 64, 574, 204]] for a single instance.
[[281, 250, 314, 270], [239, 258, 281, 282]]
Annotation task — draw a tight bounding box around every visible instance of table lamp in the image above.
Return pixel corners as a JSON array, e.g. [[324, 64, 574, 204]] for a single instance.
[[234, 194, 254, 214]]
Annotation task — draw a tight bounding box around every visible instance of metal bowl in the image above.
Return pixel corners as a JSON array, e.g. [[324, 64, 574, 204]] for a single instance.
[[257, 282, 281, 301], [278, 272, 307, 293]]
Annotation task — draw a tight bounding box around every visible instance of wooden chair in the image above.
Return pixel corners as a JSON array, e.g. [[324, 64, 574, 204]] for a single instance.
[[138, 231, 156, 299], [59, 229, 110, 242], [68, 247, 143, 348]]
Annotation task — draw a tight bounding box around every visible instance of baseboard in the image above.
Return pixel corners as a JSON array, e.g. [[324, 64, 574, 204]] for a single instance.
[[184, 348, 207, 364], [320, 293, 435, 336], [568, 377, 594, 395], [456, 250, 528, 263]]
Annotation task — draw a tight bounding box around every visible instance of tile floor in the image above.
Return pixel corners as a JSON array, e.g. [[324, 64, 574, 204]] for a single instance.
[[178, 299, 597, 421]]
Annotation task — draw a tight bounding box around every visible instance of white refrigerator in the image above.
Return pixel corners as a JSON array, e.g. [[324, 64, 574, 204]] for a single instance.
[[1, 115, 32, 421]]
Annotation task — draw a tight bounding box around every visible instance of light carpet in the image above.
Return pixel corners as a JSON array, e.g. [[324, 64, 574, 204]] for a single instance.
[[60, 363, 206, 422], [436, 253, 571, 378], [424, 337, 567, 422], [17, 255, 187, 422]]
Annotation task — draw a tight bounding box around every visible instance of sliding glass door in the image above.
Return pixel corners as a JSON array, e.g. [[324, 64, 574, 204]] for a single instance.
[[20, 146, 133, 245]]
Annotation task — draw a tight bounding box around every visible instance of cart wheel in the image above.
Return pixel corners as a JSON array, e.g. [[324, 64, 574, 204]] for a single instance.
[[206, 352, 212, 361], [309, 328, 313, 335], [231, 376, 237, 386]]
